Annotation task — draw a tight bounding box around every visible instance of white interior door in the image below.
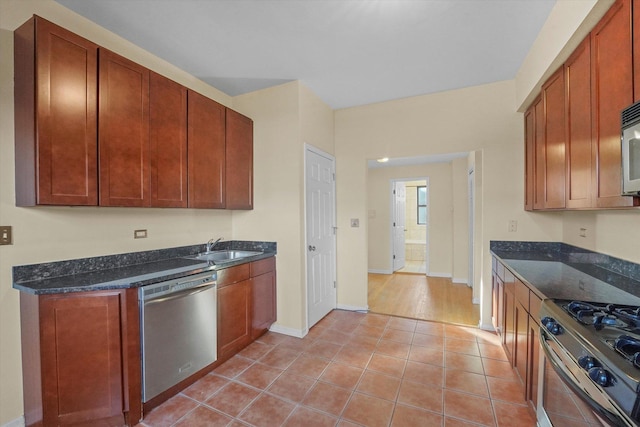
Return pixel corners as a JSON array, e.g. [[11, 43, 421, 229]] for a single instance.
[[306, 147, 337, 328], [393, 181, 406, 272]]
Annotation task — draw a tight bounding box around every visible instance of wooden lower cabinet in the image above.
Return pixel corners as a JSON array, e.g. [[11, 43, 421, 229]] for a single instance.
[[492, 256, 544, 417], [217, 257, 277, 360], [20, 288, 141, 427], [250, 257, 277, 339], [217, 263, 252, 361]]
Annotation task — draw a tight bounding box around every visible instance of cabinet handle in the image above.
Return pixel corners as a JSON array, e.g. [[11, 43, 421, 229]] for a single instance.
[[308, 245, 316, 251]]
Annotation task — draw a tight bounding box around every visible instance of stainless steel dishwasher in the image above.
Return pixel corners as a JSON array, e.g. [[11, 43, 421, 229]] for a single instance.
[[140, 270, 217, 402]]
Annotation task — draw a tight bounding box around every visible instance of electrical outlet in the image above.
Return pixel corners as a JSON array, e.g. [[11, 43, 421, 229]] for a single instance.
[[508, 220, 517, 232], [0, 226, 12, 245], [350, 218, 359, 228], [134, 229, 148, 239], [579, 228, 587, 238]]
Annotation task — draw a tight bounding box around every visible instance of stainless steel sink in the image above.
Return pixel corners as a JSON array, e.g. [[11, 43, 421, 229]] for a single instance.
[[190, 250, 262, 263]]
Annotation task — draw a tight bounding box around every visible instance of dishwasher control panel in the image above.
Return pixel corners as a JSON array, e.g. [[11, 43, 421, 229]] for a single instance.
[[140, 271, 217, 301]]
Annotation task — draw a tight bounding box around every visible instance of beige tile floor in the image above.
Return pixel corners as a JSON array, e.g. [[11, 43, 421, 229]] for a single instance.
[[137, 310, 536, 427]]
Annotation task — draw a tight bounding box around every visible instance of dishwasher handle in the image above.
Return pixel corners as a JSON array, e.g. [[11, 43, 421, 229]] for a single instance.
[[144, 281, 216, 305]]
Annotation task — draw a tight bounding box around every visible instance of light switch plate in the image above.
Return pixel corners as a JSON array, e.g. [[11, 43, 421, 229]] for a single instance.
[[0, 226, 12, 245], [350, 218, 359, 228]]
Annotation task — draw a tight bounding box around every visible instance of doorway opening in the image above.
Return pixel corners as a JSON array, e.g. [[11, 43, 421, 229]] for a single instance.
[[393, 179, 428, 275]]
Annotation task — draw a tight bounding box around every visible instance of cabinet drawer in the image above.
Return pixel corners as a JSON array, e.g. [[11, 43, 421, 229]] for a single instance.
[[217, 263, 250, 287], [251, 257, 275, 277], [515, 278, 530, 310], [529, 292, 543, 322]]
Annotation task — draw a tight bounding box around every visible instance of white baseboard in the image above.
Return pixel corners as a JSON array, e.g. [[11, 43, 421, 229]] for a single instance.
[[368, 269, 392, 274], [428, 272, 451, 278], [472, 297, 480, 304], [336, 304, 369, 312], [268, 323, 306, 338], [1, 416, 25, 427], [478, 322, 496, 332], [452, 277, 468, 285]]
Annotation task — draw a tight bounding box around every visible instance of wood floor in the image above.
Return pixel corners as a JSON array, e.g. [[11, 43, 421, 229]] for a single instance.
[[368, 273, 480, 326]]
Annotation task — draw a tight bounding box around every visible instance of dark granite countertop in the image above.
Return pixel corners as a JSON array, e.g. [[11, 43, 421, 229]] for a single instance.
[[490, 241, 640, 304], [13, 240, 276, 295]]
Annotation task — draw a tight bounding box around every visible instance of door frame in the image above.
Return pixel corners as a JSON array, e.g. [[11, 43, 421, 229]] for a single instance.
[[304, 144, 337, 332], [389, 177, 429, 274]]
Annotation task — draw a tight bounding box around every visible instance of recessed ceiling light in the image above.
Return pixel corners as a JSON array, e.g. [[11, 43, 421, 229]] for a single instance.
[[377, 157, 389, 163]]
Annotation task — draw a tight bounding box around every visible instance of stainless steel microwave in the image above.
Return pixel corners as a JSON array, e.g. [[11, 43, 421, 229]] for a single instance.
[[621, 100, 640, 196]]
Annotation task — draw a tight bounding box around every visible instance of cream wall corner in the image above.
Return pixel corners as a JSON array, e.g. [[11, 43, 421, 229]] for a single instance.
[[232, 81, 335, 334]]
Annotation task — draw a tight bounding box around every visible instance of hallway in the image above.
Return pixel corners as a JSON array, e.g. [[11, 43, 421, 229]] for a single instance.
[[368, 273, 480, 326]]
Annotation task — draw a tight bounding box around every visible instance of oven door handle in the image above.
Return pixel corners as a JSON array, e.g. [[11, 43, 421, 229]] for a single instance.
[[539, 327, 634, 427]]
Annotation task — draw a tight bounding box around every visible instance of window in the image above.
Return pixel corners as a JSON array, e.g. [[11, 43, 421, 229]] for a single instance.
[[417, 186, 427, 225]]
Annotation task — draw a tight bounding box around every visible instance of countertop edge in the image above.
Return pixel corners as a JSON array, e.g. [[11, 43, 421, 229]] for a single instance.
[[13, 242, 276, 295]]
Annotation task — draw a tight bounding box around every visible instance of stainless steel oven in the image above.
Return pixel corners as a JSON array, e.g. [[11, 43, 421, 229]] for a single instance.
[[537, 299, 640, 427], [140, 270, 217, 402]]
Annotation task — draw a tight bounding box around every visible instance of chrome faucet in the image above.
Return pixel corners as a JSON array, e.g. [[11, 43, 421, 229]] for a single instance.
[[206, 237, 223, 253]]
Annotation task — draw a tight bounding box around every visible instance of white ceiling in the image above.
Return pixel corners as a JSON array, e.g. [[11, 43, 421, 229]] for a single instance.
[[56, 0, 556, 110]]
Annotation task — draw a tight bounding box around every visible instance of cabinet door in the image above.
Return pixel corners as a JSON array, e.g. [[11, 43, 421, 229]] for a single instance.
[[14, 17, 98, 206], [565, 37, 593, 209], [40, 291, 125, 425], [541, 68, 566, 209], [514, 300, 529, 390], [99, 49, 150, 207], [225, 109, 254, 209], [187, 91, 226, 208], [251, 270, 276, 339], [217, 279, 251, 360], [503, 280, 515, 363], [524, 102, 536, 211], [150, 72, 187, 207], [533, 97, 546, 210], [591, 0, 638, 208]]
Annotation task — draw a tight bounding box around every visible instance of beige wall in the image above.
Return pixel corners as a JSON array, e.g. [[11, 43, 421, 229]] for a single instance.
[[335, 80, 563, 328], [367, 163, 453, 275], [452, 157, 469, 283]]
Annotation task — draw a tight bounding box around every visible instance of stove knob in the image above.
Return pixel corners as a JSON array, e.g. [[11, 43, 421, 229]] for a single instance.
[[542, 317, 563, 335], [578, 356, 599, 371], [588, 367, 613, 387]]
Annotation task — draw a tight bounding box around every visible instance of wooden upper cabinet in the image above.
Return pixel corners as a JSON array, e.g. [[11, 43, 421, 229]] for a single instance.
[[533, 97, 546, 210], [590, 0, 638, 208], [150, 72, 188, 207], [99, 49, 150, 207], [565, 37, 593, 209], [187, 91, 226, 208], [524, 101, 536, 211], [541, 68, 566, 209], [225, 109, 254, 209], [14, 16, 98, 206]]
